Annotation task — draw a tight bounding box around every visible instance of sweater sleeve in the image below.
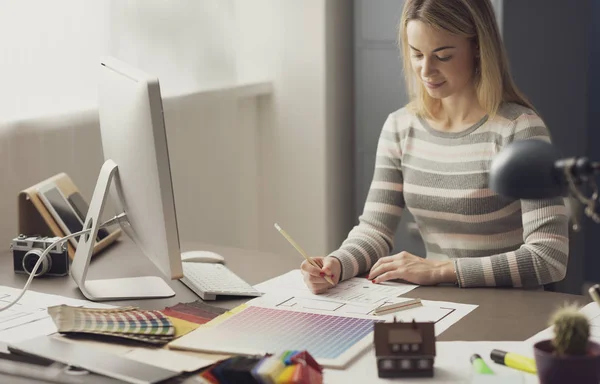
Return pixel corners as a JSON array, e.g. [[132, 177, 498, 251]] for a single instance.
[[455, 112, 570, 288], [328, 113, 405, 281]]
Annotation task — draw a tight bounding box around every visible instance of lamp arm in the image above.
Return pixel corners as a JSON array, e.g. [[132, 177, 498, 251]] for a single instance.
[[558, 157, 600, 229], [554, 157, 600, 183]]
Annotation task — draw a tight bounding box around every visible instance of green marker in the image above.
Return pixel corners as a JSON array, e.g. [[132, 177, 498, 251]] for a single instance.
[[471, 353, 494, 374]]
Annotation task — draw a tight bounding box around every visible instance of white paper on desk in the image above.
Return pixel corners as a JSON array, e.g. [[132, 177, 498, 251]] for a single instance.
[[248, 294, 477, 336], [253, 270, 476, 331], [55, 334, 221, 373], [401, 300, 478, 336], [0, 285, 219, 373], [0, 300, 48, 331], [123, 348, 217, 372], [267, 294, 418, 316], [254, 269, 418, 307], [0, 285, 113, 344], [526, 301, 600, 345], [325, 341, 536, 384]]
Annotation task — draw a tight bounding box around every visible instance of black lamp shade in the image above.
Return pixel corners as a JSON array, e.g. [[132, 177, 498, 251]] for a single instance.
[[489, 139, 568, 199]]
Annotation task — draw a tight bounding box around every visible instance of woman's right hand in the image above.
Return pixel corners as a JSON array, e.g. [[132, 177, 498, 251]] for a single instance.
[[300, 256, 341, 294]]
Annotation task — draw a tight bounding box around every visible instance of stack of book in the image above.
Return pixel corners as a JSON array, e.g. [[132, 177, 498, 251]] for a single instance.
[[48, 305, 175, 345]]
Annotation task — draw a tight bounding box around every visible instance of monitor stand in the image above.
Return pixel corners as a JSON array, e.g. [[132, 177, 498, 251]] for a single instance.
[[70, 159, 176, 301]]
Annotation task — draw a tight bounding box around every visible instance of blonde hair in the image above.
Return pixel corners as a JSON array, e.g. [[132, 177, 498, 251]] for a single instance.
[[399, 0, 535, 119]]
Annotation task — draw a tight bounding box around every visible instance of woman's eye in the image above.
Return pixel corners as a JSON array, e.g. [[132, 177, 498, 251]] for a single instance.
[[438, 56, 452, 62], [412, 54, 423, 59]]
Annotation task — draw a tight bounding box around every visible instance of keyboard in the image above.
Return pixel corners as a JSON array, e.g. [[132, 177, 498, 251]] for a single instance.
[[180, 262, 263, 301]]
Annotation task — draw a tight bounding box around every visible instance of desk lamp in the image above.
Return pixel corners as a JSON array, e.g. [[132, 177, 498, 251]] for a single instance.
[[489, 139, 600, 229], [489, 138, 600, 304]]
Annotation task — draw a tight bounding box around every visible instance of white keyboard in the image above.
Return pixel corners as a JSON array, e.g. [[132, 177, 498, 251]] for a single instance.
[[180, 262, 263, 300]]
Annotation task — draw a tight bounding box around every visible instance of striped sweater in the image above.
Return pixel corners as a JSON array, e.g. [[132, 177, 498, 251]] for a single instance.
[[329, 103, 569, 288]]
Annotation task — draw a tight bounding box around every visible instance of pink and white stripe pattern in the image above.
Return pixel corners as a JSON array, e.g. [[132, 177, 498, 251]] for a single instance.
[[329, 103, 569, 288]]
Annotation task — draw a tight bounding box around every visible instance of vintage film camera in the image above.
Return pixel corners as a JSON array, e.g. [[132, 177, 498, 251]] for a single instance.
[[11, 234, 69, 277]]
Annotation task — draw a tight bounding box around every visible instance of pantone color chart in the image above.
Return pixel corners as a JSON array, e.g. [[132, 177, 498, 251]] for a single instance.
[[169, 305, 382, 368], [48, 305, 175, 345], [162, 300, 227, 325]]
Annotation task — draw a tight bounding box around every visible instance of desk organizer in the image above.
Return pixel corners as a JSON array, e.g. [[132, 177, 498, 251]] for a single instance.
[[17, 172, 121, 259]]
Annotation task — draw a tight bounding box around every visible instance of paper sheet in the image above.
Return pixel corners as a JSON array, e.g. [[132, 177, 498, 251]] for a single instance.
[[0, 297, 48, 332], [0, 286, 113, 344], [255, 269, 418, 307], [269, 294, 412, 316], [252, 269, 477, 332], [251, 294, 477, 336], [325, 341, 537, 384], [0, 285, 225, 373], [123, 348, 217, 372], [54, 333, 224, 372], [526, 301, 600, 345]]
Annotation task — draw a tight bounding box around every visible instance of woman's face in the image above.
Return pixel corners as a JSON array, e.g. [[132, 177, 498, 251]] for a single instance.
[[406, 20, 478, 100]]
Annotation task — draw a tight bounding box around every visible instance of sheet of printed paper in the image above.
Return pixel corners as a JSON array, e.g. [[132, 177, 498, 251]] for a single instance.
[[254, 269, 418, 307], [526, 301, 600, 345], [0, 285, 113, 344], [325, 341, 534, 383], [249, 294, 478, 336]]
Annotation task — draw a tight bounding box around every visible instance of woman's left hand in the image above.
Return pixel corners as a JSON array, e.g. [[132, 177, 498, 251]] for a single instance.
[[367, 251, 456, 285]]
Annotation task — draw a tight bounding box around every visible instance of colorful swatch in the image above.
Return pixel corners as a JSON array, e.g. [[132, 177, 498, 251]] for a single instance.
[[48, 305, 175, 345], [170, 305, 383, 367], [199, 350, 323, 384], [162, 300, 227, 325]]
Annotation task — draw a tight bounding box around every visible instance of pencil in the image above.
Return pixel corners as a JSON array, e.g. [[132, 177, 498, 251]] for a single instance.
[[373, 298, 422, 316], [274, 223, 335, 286]]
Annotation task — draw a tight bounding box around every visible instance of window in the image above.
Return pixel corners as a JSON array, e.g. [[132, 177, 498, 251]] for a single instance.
[[411, 343, 420, 352], [418, 359, 430, 369], [391, 344, 400, 352], [1, 0, 109, 120], [1, 0, 269, 124], [401, 344, 410, 352]]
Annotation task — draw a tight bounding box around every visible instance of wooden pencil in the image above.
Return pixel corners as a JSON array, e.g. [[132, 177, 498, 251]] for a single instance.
[[373, 298, 422, 316], [274, 223, 335, 286]]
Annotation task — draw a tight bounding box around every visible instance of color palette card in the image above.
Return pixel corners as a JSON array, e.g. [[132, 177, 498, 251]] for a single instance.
[[162, 300, 227, 325], [169, 303, 383, 368], [48, 305, 175, 345]]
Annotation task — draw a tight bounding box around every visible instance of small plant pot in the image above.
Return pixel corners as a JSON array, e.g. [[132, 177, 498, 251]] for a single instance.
[[533, 339, 600, 384]]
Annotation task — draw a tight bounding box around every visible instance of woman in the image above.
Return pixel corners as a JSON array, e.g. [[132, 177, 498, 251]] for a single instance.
[[301, 0, 569, 293]]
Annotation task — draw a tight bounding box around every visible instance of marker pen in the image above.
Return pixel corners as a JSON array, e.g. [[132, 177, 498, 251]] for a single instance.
[[470, 354, 494, 374], [490, 349, 537, 374]]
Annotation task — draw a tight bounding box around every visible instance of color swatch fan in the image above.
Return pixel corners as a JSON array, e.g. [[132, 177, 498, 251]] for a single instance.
[[48, 305, 175, 345]]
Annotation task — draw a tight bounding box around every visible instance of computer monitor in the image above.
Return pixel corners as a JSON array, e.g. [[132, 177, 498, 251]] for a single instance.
[[70, 57, 183, 301]]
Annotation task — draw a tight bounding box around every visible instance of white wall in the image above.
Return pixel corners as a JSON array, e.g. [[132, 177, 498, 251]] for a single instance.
[[109, 0, 355, 256], [108, 0, 238, 97], [0, 1, 354, 260], [236, 1, 354, 257], [0, 87, 267, 251], [0, 0, 108, 120]]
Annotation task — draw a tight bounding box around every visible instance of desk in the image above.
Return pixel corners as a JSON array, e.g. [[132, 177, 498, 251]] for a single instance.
[[0, 238, 590, 342]]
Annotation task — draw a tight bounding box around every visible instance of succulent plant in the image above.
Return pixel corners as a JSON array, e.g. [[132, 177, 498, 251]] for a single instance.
[[549, 303, 590, 356]]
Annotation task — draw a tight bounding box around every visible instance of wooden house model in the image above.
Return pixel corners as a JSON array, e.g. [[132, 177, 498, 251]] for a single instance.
[[374, 319, 436, 378]]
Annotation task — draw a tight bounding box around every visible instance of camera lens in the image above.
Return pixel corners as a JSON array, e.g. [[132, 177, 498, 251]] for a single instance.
[[22, 249, 52, 277]]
